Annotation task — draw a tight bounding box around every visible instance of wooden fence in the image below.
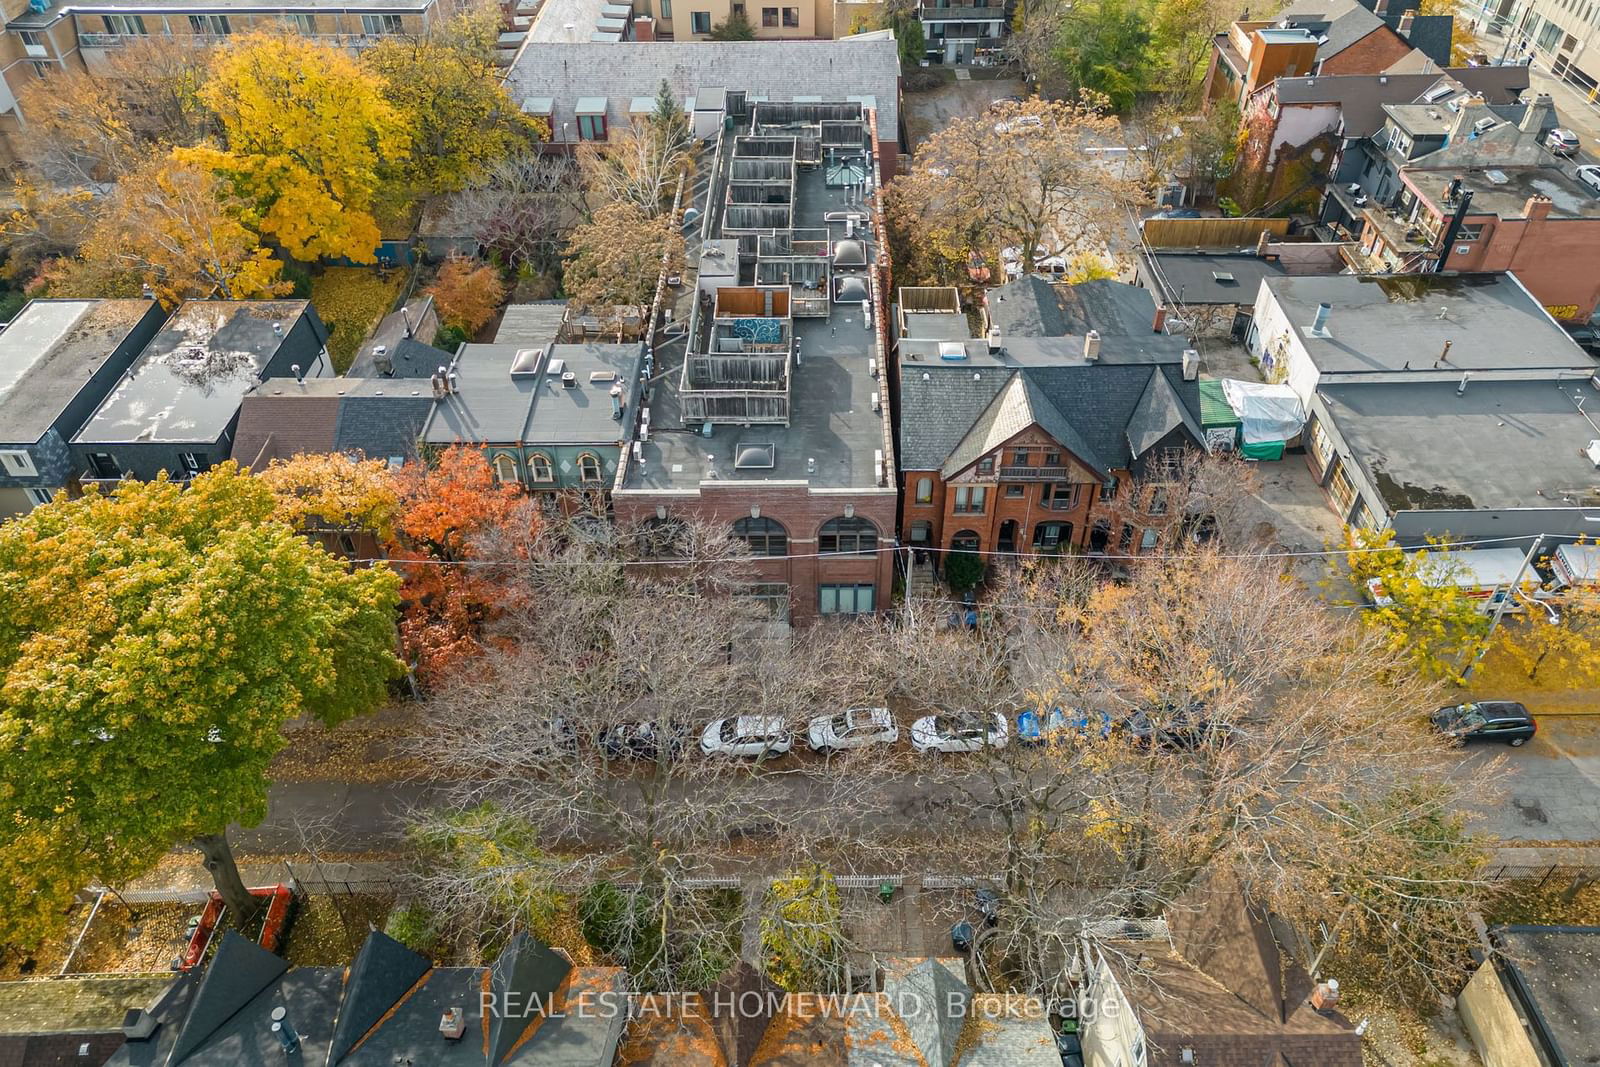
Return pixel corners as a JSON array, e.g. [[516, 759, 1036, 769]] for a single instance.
[[1142, 216, 1291, 249]]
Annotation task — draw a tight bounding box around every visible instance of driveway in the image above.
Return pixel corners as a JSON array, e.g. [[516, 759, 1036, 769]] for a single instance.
[[1463, 715, 1600, 842]]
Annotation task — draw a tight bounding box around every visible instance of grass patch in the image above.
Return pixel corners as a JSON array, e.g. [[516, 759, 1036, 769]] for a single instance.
[[282, 892, 395, 965], [310, 268, 406, 373]]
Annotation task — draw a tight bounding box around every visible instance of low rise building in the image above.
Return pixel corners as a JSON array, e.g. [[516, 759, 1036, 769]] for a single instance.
[[505, 38, 903, 173], [69, 299, 330, 486], [423, 340, 645, 504], [612, 100, 896, 625], [0, 298, 165, 515], [897, 280, 1206, 561]]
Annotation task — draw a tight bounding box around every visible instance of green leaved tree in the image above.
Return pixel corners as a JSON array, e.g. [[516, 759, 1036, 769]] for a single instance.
[[0, 465, 402, 946]]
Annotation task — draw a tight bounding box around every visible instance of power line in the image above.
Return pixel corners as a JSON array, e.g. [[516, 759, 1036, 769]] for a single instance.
[[350, 531, 1550, 570]]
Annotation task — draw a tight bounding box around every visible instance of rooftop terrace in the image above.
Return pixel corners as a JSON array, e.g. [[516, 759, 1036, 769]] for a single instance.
[[622, 100, 891, 493]]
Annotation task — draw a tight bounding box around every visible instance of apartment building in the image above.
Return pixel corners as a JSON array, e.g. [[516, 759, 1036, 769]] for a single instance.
[[1496, 0, 1600, 92], [0, 0, 440, 166], [630, 0, 831, 39], [610, 99, 898, 625]]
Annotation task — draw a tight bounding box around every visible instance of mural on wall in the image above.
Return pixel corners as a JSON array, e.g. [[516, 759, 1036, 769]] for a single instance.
[[1545, 304, 1579, 321]]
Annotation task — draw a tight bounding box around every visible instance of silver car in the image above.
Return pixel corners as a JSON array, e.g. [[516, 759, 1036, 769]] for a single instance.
[[910, 712, 1008, 754], [807, 707, 897, 753], [1547, 127, 1581, 156], [700, 715, 792, 758]]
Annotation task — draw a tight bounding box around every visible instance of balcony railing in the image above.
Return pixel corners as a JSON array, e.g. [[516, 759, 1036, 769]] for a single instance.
[[79, 31, 388, 49], [920, 4, 1004, 19], [999, 465, 1072, 480], [79, 470, 127, 488]]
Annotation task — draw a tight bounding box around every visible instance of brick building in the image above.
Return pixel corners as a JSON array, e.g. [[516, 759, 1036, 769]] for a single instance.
[[611, 101, 897, 625], [896, 280, 1206, 561]]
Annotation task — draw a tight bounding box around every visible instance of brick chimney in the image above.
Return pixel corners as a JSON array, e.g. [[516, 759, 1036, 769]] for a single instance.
[[1518, 92, 1554, 134], [1256, 228, 1272, 257], [633, 15, 654, 39], [1397, 11, 1413, 34], [1153, 305, 1168, 333], [1524, 194, 1554, 221], [1310, 979, 1341, 1012]]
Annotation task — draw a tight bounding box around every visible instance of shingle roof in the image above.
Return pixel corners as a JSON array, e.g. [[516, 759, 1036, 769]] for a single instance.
[[505, 40, 901, 139], [987, 277, 1157, 338], [231, 378, 434, 467], [941, 373, 1113, 478], [880, 958, 969, 1067], [1276, 0, 1387, 59], [1270, 68, 1528, 138], [326, 931, 432, 1063], [164, 931, 289, 1066], [487, 934, 571, 1065], [901, 364, 1204, 473], [1128, 371, 1204, 460]]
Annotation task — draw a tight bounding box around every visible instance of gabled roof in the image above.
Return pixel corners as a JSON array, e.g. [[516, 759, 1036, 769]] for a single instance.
[[1276, 0, 1387, 60], [941, 373, 1111, 479], [1127, 371, 1204, 459], [880, 958, 969, 1067], [705, 962, 781, 1067], [164, 931, 289, 1066], [326, 931, 433, 1064], [487, 935, 570, 1065]]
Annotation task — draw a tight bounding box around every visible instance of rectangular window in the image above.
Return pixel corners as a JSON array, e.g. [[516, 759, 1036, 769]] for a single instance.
[[189, 14, 231, 34], [1099, 478, 1118, 502], [1307, 416, 1334, 470], [1139, 527, 1159, 552], [1043, 451, 1061, 466], [976, 456, 994, 476], [661, 0, 671, 17], [577, 113, 608, 140], [732, 2, 745, 14], [1119, 523, 1135, 553], [953, 486, 986, 514], [177, 452, 207, 474], [1327, 461, 1358, 519], [781, 6, 799, 25], [20, 30, 41, 45], [762, 5, 778, 24], [1147, 485, 1168, 515], [738, 582, 789, 621], [0, 450, 37, 477], [24, 487, 54, 507], [1004, 484, 1024, 498], [104, 14, 147, 34], [282, 12, 316, 32], [1041, 482, 1079, 510], [361, 13, 403, 34], [1455, 223, 1485, 243], [820, 583, 875, 616], [914, 476, 933, 504], [30, 61, 48, 78], [691, 10, 712, 32], [1010, 449, 1029, 466]]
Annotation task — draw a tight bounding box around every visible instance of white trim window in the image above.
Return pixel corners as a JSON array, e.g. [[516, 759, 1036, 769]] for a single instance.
[[0, 450, 38, 477], [24, 487, 54, 507]]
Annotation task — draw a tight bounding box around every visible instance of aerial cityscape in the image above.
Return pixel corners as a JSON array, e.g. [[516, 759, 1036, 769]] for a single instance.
[[0, 0, 1598, 1063]]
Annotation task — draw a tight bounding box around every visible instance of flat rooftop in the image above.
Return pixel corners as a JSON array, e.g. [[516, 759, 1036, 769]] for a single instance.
[[621, 107, 888, 493], [526, 0, 618, 42], [0, 299, 155, 444], [1141, 250, 1289, 306], [1318, 376, 1600, 511], [1407, 162, 1600, 220], [1492, 927, 1600, 1065], [1267, 273, 1597, 376], [424, 341, 643, 446], [75, 300, 311, 446]]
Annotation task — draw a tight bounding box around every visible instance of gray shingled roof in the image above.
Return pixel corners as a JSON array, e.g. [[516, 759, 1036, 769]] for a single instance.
[[1270, 68, 1528, 138], [1276, 0, 1387, 60], [326, 931, 432, 1063], [941, 373, 1112, 478], [882, 958, 969, 1067], [901, 364, 1204, 473], [505, 40, 900, 139], [1127, 362, 1205, 459], [987, 277, 1158, 339], [164, 932, 289, 1066]]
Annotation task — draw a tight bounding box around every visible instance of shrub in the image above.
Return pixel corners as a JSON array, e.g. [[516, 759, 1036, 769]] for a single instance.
[[425, 255, 508, 336], [310, 268, 405, 372], [281, 263, 313, 299], [944, 550, 985, 592], [761, 866, 844, 992], [384, 902, 437, 953]]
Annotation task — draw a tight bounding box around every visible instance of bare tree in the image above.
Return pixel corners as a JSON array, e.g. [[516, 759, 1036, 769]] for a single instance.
[[578, 117, 696, 220], [449, 152, 583, 271]]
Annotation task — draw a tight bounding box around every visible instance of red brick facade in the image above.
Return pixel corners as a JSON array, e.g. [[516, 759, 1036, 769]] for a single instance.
[[900, 425, 1176, 559], [613, 484, 898, 625]]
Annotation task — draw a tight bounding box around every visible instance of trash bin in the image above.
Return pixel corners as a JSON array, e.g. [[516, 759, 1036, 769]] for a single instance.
[[951, 921, 975, 953], [878, 882, 896, 905]]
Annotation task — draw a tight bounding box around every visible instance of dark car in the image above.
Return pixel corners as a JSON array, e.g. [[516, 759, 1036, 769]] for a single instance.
[[1432, 701, 1536, 746], [1123, 703, 1233, 750], [600, 720, 690, 760]]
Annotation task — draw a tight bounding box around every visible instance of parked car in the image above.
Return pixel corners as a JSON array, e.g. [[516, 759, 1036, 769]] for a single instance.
[[994, 114, 1043, 134], [1431, 701, 1536, 746], [700, 715, 793, 758], [911, 711, 1008, 754], [1577, 164, 1600, 196], [528, 716, 578, 755], [600, 720, 690, 761], [1546, 127, 1581, 156], [807, 706, 898, 753], [1123, 704, 1232, 750], [1017, 706, 1068, 745]]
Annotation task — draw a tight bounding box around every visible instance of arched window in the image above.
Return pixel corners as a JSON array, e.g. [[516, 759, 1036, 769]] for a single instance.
[[818, 515, 878, 555], [528, 453, 554, 483], [732, 516, 788, 556], [578, 452, 603, 484], [492, 453, 519, 484], [914, 477, 933, 504], [950, 530, 980, 552]]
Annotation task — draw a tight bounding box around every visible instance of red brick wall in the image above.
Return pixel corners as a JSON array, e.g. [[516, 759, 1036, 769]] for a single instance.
[[1440, 213, 1600, 322], [614, 484, 898, 624], [1318, 28, 1414, 75]]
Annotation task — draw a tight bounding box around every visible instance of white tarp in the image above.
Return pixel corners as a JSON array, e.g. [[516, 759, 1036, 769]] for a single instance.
[[1221, 378, 1306, 444]]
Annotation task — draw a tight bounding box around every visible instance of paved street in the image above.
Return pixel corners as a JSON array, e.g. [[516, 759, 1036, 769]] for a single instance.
[[1460, 715, 1600, 842], [235, 716, 1600, 854]]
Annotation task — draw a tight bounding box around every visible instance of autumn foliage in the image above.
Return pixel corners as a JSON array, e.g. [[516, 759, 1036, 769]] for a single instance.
[[425, 256, 508, 336]]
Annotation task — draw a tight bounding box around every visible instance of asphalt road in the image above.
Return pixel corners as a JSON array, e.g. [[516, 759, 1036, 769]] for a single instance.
[[235, 716, 1600, 852]]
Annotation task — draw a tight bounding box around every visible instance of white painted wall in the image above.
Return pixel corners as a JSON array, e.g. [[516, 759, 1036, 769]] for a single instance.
[[1248, 283, 1320, 404]]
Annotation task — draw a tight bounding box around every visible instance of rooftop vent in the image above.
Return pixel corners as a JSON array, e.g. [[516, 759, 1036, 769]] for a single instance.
[[589, 370, 617, 384], [1485, 169, 1510, 185], [440, 1007, 466, 1040], [938, 341, 968, 361], [1211, 271, 1237, 284], [734, 442, 776, 470], [562, 371, 578, 388]]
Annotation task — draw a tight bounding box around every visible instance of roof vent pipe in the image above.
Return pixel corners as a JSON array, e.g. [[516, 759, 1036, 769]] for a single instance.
[[1084, 330, 1102, 362], [1182, 349, 1200, 381], [1436, 339, 1453, 367], [291, 363, 304, 383], [1310, 302, 1332, 335], [1457, 371, 1471, 396]]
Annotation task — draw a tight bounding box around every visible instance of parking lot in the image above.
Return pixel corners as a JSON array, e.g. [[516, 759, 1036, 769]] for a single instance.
[[1463, 715, 1600, 842]]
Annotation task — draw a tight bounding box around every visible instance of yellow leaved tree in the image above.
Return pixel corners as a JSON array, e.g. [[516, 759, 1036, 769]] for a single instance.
[[255, 452, 402, 542], [179, 31, 409, 262]]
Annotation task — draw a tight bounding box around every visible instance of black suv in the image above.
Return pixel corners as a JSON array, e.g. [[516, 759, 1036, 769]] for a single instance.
[[1431, 701, 1536, 747]]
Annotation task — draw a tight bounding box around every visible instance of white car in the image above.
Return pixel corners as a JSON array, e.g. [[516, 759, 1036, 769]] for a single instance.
[[807, 707, 898, 753], [1578, 164, 1600, 196], [700, 715, 793, 758], [910, 712, 1008, 754]]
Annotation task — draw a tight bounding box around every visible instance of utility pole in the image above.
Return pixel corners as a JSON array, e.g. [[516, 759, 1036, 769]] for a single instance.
[[1464, 533, 1544, 680]]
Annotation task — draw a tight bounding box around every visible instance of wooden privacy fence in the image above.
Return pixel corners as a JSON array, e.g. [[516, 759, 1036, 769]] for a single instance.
[[1142, 216, 1291, 248]]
